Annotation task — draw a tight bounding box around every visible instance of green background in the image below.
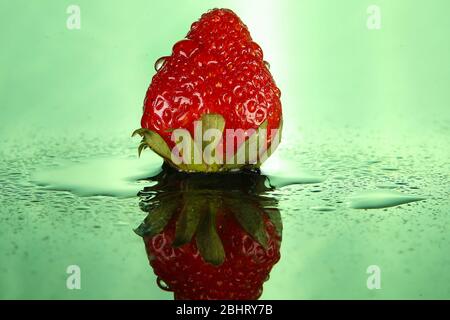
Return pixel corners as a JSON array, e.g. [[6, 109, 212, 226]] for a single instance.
[[0, 0, 449, 299]]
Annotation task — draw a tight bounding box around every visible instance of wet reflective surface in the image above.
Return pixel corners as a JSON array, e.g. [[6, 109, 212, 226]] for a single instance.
[[1, 125, 449, 299]]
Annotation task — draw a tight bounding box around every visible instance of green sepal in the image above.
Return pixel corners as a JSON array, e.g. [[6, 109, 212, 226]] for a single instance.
[[195, 208, 225, 266], [134, 196, 179, 237], [225, 119, 269, 167], [137, 141, 149, 157], [199, 113, 226, 151], [257, 118, 283, 166], [172, 196, 205, 247], [132, 128, 173, 160], [131, 128, 148, 137], [266, 208, 283, 239], [132, 113, 282, 172], [226, 197, 268, 249], [196, 114, 226, 171]]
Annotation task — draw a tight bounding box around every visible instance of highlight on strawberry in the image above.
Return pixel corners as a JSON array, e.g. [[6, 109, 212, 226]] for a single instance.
[[135, 164, 283, 300], [133, 8, 282, 172]]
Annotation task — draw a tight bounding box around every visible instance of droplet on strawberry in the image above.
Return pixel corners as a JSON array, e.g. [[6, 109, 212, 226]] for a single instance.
[[135, 165, 282, 300], [134, 8, 282, 172], [172, 39, 199, 58]]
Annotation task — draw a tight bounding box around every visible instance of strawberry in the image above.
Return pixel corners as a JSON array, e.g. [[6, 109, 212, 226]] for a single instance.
[[133, 8, 282, 172], [135, 165, 282, 300]]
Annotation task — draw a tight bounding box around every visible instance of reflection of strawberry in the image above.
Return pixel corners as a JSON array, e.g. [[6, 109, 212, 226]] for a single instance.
[[133, 8, 282, 172], [135, 166, 282, 300]]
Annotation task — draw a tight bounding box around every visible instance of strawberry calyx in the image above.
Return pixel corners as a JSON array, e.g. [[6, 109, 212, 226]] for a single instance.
[[132, 113, 282, 173]]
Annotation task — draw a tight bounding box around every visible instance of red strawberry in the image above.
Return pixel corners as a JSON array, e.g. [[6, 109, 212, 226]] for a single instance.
[[133, 8, 282, 172], [135, 165, 282, 300]]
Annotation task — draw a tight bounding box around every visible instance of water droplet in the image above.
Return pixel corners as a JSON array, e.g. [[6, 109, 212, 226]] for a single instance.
[[310, 206, 336, 212], [381, 167, 399, 171], [261, 155, 325, 188], [348, 190, 425, 209], [265, 172, 324, 188], [31, 153, 162, 198], [154, 57, 166, 72], [115, 221, 129, 226], [156, 277, 171, 291], [376, 183, 398, 189]]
